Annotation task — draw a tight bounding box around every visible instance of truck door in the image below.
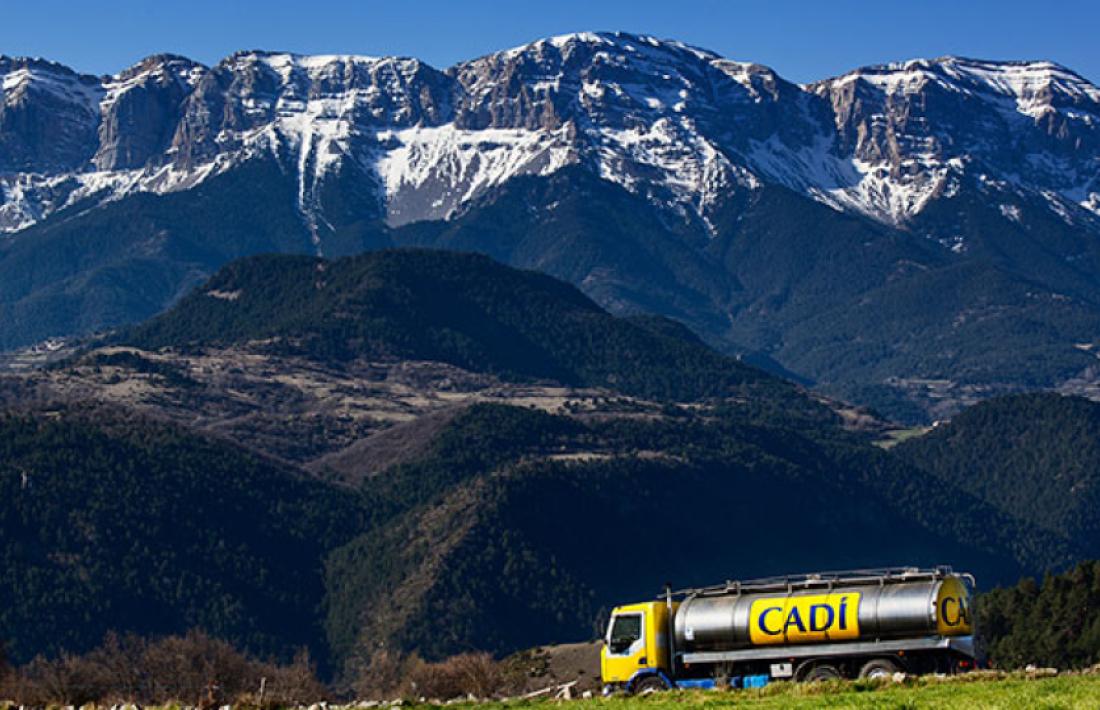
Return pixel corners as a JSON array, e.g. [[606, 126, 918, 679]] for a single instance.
[[602, 611, 647, 683]]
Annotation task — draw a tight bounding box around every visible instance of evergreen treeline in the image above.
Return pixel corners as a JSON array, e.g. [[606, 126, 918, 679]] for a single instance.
[[980, 561, 1100, 669]]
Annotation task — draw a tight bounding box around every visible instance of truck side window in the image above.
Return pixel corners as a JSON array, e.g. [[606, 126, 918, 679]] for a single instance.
[[608, 613, 643, 655]]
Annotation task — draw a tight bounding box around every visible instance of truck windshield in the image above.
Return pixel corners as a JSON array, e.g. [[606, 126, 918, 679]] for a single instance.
[[608, 613, 643, 654]]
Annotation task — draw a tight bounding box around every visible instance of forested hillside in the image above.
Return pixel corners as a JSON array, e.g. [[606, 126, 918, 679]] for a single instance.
[[896, 393, 1100, 549], [0, 407, 366, 667], [124, 249, 781, 403], [323, 400, 1069, 676]]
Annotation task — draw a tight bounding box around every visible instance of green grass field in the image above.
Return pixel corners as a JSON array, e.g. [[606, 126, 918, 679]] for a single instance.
[[495, 673, 1100, 709], [5, 671, 1099, 709]]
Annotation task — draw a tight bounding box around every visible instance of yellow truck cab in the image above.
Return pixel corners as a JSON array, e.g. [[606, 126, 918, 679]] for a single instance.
[[600, 601, 676, 693]]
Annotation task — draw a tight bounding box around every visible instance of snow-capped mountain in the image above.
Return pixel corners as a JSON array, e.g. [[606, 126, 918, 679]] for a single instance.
[[4, 32, 1100, 422], [3, 33, 1097, 242]]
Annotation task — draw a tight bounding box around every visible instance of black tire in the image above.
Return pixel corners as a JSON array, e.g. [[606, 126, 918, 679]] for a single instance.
[[632, 675, 669, 694], [803, 663, 842, 682], [859, 658, 901, 679]]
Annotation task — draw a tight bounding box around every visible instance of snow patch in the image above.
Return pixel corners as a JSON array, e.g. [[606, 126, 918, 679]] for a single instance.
[[599, 117, 757, 233], [748, 133, 954, 224], [1043, 191, 1077, 225], [207, 289, 242, 301], [374, 125, 576, 225]]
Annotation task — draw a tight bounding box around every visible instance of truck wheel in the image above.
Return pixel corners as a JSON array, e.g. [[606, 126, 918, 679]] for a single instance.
[[632, 675, 669, 694], [859, 658, 901, 679], [803, 663, 842, 682]]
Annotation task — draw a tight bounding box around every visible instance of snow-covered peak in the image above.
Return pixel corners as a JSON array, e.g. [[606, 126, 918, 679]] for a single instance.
[[817, 56, 1100, 118], [1, 56, 102, 105], [804, 55, 1100, 227], [221, 50, 410, 75], [265, 52, 388, 69], [494, 31, 719, 63], [113, 54, 207, 82], [450, 30, 788, 131], [0, 55, 95, 79], [212, 50, 448, 116], [936, 56, 1095, 90], [101, 54, 206, 108], [936, 57, 1100, 118], [496, 31, 616, 59]]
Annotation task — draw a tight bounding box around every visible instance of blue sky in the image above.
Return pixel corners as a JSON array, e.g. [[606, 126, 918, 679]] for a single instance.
[[2, 0, 1097, 84]]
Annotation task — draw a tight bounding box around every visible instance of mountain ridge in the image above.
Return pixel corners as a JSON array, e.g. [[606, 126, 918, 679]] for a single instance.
[[4, 32, 1096, 235]]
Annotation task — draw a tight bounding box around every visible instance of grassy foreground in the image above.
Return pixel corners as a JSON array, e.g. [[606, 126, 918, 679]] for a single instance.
[[5, 671, 1099, 709], [495, 672, 1100, 709]]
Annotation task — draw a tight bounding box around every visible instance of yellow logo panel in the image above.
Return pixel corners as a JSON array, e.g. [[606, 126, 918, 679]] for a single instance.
[[936, 577, 973, 635], [749, 592, 861, 645]]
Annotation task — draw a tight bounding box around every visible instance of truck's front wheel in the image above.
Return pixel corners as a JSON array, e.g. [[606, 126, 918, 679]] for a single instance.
[[632, 675, 669, 694]]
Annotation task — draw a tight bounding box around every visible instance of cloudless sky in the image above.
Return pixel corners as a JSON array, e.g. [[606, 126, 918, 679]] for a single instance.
[[2, 0, 1097, 85]]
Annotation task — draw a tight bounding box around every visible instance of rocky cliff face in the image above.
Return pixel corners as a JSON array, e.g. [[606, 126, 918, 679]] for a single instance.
[[93, 55, 205, 171], [0, 57, 102, 174]]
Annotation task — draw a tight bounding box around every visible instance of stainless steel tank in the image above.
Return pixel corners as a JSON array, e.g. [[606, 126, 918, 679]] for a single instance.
[[673, 568, 973, 653]]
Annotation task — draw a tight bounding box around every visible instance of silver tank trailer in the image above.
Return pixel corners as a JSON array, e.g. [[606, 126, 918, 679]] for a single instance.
[[673, 568, 973, 653]]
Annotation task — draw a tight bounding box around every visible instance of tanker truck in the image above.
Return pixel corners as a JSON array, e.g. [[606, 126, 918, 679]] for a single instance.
[[601, 566, 975, 693]]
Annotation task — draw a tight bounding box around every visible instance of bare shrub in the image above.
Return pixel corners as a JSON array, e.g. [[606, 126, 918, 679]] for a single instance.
[[0, 630, 328, 706], [0, 666, 40, 707], [14, 652, 107, 706], [141, 630, 255, 705], [0, 642, 10, 698], [84, 632, 148, 702], [406, 652, 503, 700], [0, 644, 37, 707], [256, 649, 327, 706], [351, 649, 411, 699]]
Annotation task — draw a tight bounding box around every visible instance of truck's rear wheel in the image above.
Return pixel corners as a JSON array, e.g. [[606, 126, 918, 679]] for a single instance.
[[859, 658, 901, 679], [632, 675, 669, 694], [802, 663, 842, 682]]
